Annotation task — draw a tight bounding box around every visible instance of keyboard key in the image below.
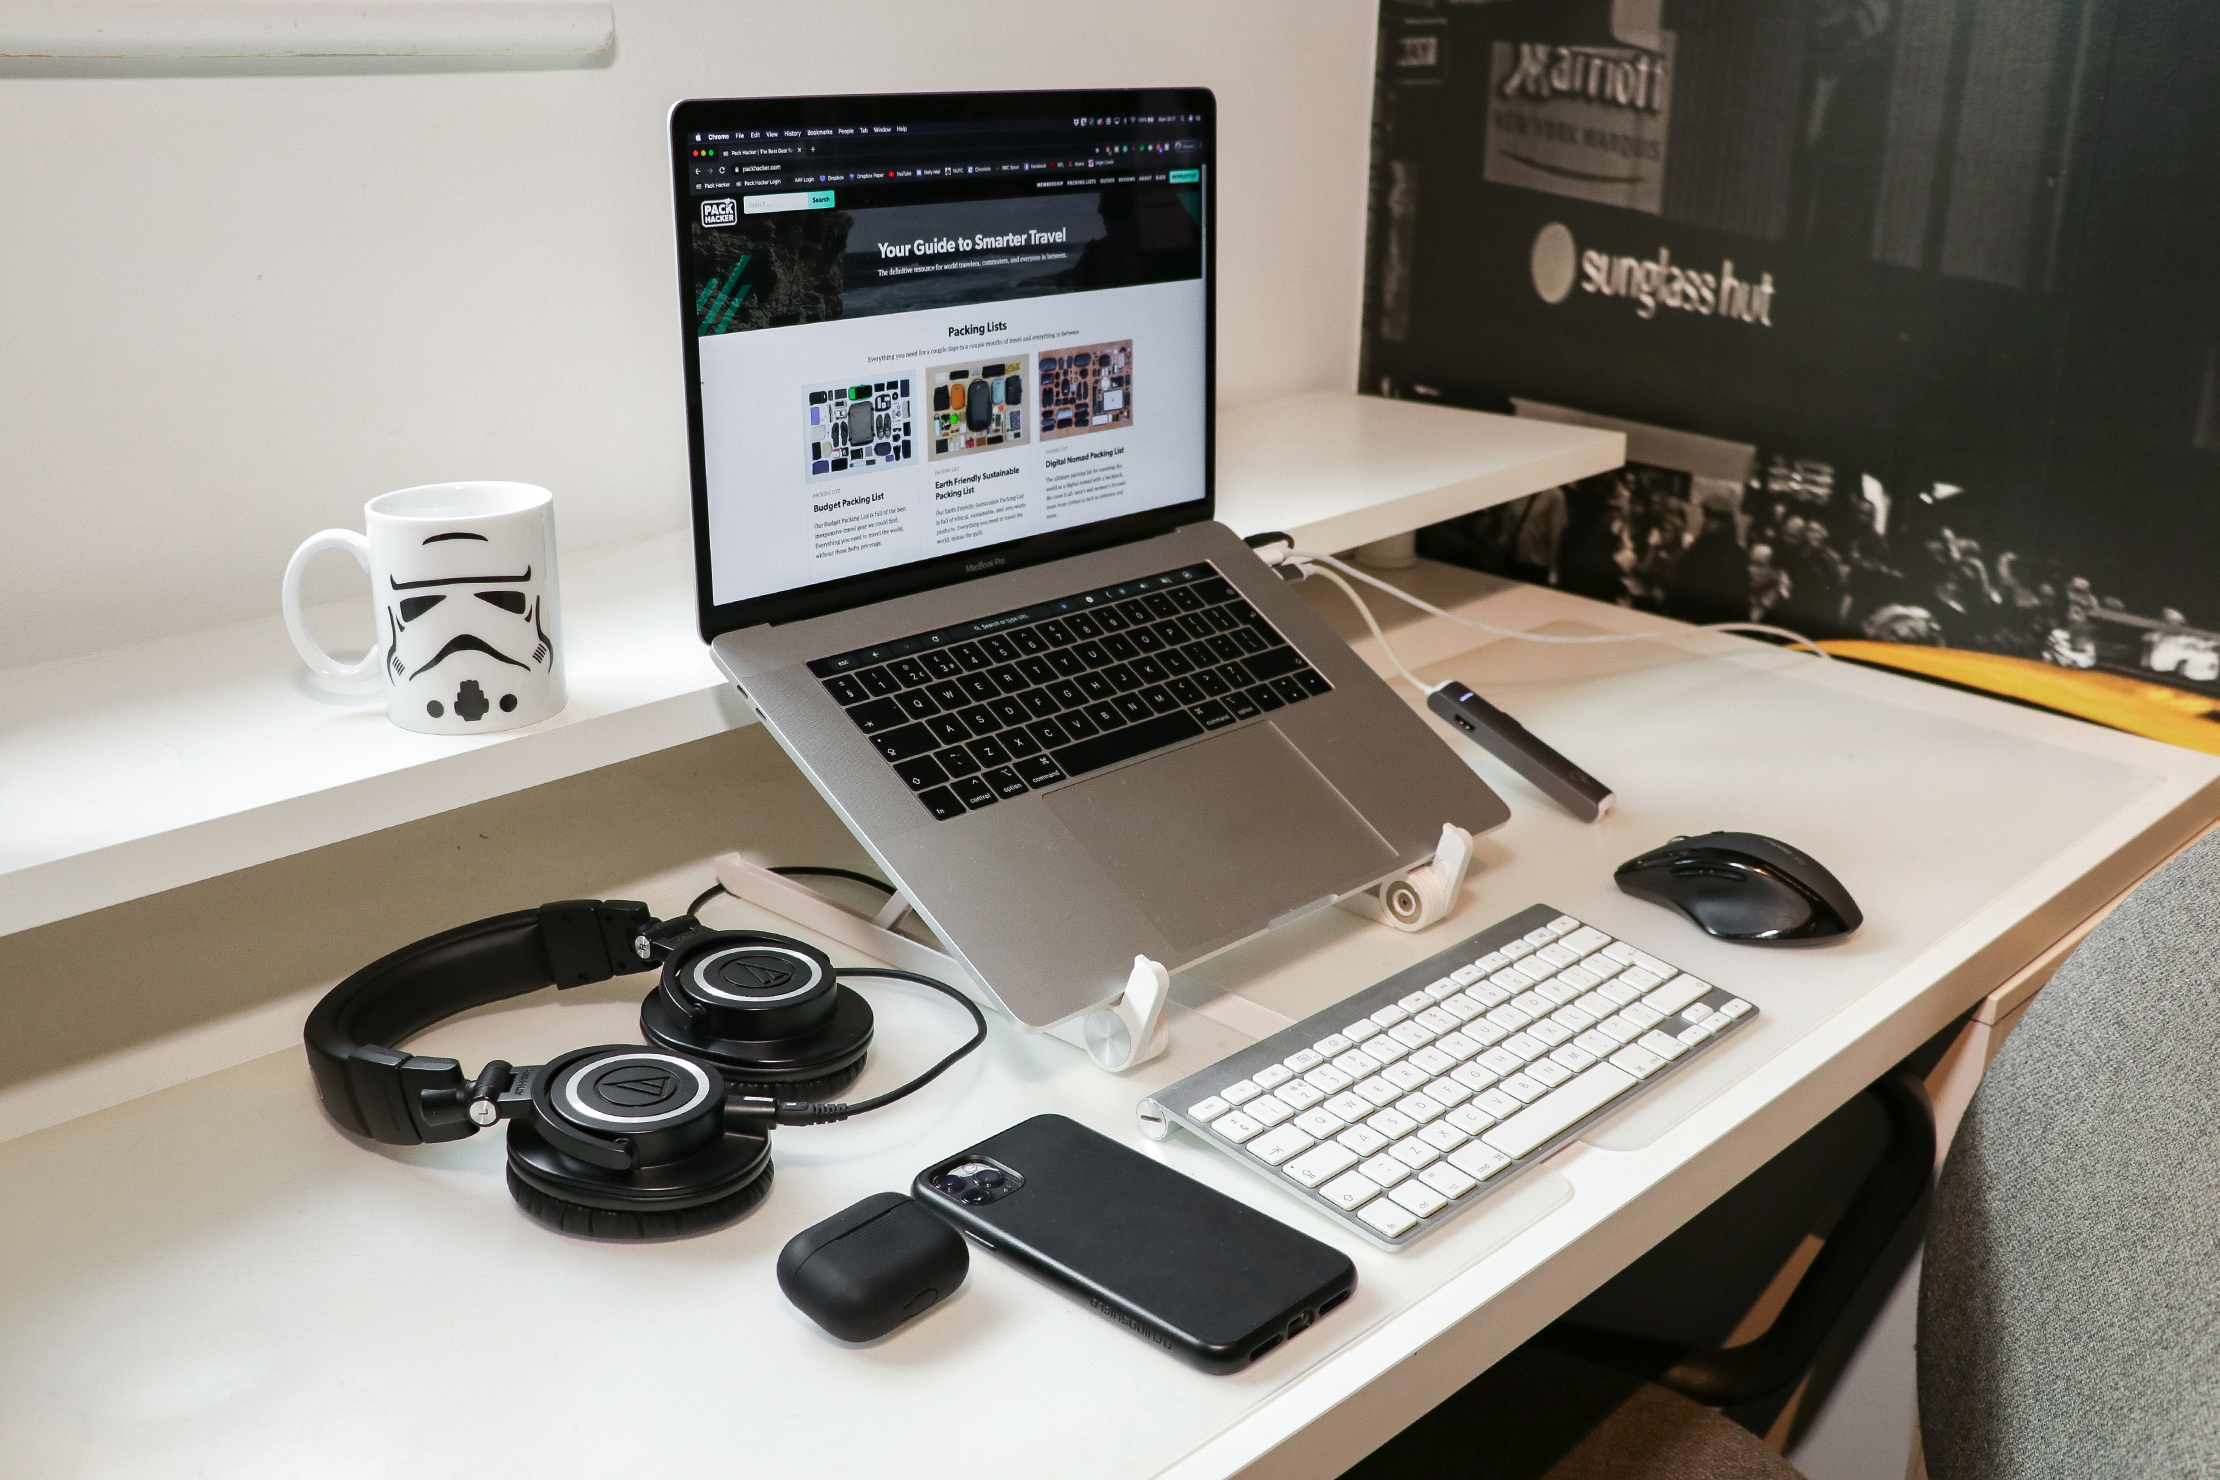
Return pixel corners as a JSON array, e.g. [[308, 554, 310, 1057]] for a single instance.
[[1323, 1092, 1373, 1123], [1293, 1107, 1345, 1140], [1343, 1018, 1384, 1042], [846, 696, 907, 734], [916, 787, 965, 821], [1188, 1097, 1231, 1123], [1646, 974, 1711, 1016], [1416, 1120, 1469, 1152], [1321, 1171, 1383, 1212], [1366, 1036, 1410, 1065], [1619, 967, 1665, 994], [1574, 1029, 1618, 1058], [1536, 976, 1585, 1006], [1621, 1002, 1665, 1031], [1388, 1179, 1448, 1217], [1387, 1137, 1439, 1170], [1527, 1058, 1572, 1087], [1502, 1033, 1548, 1062], [871, 724, 937, 761], [1193, 700, 1235, 728], [1529, 1019, 1574, 1047], [1501, 938, 1536, 961], [982, 767, 1028, 800], [1597, 1016, 1643, 1044], [969, 735, 1012, 767], [1354, 1076, 1402, 1108], [1451, 965, 1485, 987], [1305, 1064, 1355, 1095], [1247, 1094, 1294, 1126], [1284, 1047, 1325, 1073], [893, 755, 950, 791], [1221, 1079, 1261, 1104], [1398, 990, 1435, 1014], [1242, 645, 1306, 681], [1610, 1045, 1666, 1080], [1388, 1021, 1435, 1050], [1313, 1034, 1354, 1057], [1435, 1031, 1481, 1062], [1383, 1062, 1431, 1092], [1441, 993, 1485, 1023], [1601, 941, 1639, 965], [1478, 1047, 1525, 1078], [1722, 998, 1754, 1018], [1367, 1108, 1418, 1140], [1358, 1198, 1421, 1239], [1417, 1161, 1478, 1199], [1395, 1093, 1446, 1124], [1473, 1089, 1523, 1119], [1513, 957, 1556, 984], [1445, 1103, 1498, 1135], [1545, 915, 1580, 936], [1482, 1065, 1639, 1159], [1599, 979, 1644, 1006], [1561, 926, 1610, 954], [1425, 978, 1465, 1002], [936, 745, 982, 777], [1407, 1046, 1456, 1077], [1334, 1049, 1383, 1079], [1248, 1125, 1315, 1166], [1015, 755, 1067, 788], [1536, 942, 1580, 970], [1498, 1073, 1547, 1103], [1556, 964, 1603, 993], [1553, 1004, 1598, 1032], [1338, 1124, 1391, 1157], [1213, 1110, 1264, 1143], [1446, 1142, 1512, 1180], [1700, 1011, 1734, 1033], [1639, 1030, 1688, 1061], [1487, 1005, 1533, 1033], [1285, 1142, 1359, 1187], [951, 775, 997, 809], [1278, 1079, 1325, 1110], [1358, 1153, 1410, 1187], [1451, 1062, 1499, 1094], [1253, 1063, 1294, 1089], [1678, 1025, 1713, 1046], [1413, 1006, 1461, 1035], [1050, 709, 1205, 778], [1550, 1044, 1598, 1074]]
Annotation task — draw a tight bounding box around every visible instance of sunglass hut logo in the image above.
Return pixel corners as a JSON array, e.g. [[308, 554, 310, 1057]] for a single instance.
[[1528, 223, 1777, 327]]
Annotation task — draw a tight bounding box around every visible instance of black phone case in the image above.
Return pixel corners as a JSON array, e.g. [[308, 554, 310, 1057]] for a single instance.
[[912, 1114, 1356, 1373]]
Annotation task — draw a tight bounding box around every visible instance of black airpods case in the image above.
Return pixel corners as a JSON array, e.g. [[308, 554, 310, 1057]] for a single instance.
[[777, 1192, 969, 1342]]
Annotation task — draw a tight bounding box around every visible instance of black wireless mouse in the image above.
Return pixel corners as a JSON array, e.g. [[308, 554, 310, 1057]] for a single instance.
[[1615, 832, 1862, 944]]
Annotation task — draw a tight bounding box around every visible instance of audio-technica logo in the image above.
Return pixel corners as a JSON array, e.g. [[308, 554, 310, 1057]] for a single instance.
[[701, 198, 738, 228], [727, 959, 793, 991], [596, 1068, 678, 1107]]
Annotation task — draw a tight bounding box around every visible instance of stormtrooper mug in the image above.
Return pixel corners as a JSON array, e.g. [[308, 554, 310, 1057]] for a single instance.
[[282, 481, 567, 735]]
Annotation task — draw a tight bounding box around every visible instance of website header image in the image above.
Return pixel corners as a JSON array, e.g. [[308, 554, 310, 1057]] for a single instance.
[[928, 357, 1029, 461], [688, 181, 1202, 339], [806, 376, 915, 482], [1040, 341, 1132, 441]]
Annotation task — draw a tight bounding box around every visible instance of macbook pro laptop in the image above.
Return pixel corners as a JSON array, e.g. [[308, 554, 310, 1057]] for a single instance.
[[669, 88, 1509, 1029]]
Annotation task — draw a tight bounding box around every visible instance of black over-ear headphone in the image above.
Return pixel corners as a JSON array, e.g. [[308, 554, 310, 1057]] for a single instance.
[[305, 899, 985, 1241]]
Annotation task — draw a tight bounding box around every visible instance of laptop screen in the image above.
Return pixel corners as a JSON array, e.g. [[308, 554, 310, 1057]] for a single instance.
[[671, 89, 1215, 639]]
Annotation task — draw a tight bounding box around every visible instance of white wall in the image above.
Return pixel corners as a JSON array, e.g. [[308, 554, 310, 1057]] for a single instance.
[[0, 1, 1379, 670]]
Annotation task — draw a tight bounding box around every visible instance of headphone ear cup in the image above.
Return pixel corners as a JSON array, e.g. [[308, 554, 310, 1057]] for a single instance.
[[642, 930, 873, 1101], [505, 1161, 773, 1241], [716, 1058, 867, 1103]]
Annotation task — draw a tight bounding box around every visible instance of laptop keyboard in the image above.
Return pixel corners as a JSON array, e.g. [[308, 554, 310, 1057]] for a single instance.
[[808, 562, 1334, 821], [1143, 905, 1757, 1248]]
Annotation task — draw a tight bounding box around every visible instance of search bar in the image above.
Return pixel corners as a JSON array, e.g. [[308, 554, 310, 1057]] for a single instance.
[[745, 190, 836, 214]]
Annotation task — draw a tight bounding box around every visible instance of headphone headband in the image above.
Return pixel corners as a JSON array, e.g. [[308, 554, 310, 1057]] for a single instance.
[[304, 899, 656, 1145]]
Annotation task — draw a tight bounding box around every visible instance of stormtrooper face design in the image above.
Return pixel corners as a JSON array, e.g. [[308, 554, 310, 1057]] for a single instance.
[[383, 530, 555, 724]]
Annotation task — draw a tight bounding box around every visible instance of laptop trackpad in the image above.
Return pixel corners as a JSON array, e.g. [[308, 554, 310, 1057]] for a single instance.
[[1042, 723, 1397, 957]]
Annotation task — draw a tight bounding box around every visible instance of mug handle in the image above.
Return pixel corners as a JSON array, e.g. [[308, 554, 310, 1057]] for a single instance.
[[281, 530, 382, 694]]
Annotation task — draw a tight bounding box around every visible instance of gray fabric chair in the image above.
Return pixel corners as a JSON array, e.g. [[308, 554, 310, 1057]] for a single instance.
[[1344, 827, 2220, 1479]]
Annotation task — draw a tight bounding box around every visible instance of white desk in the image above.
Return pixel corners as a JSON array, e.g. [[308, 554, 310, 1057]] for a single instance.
[[3, 566, 2211, 1479]]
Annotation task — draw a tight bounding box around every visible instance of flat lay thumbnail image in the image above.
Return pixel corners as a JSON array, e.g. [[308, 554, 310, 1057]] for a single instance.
[[806, 377, 914, 482], [927, 357, 1030, 461], [1038, 340, 1132, 441]]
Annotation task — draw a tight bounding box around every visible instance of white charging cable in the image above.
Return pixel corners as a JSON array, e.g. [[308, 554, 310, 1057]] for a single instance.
[[1261, 543, 1830, 693]]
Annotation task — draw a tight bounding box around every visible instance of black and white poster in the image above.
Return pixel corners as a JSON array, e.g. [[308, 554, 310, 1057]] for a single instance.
[[1366, 0, 2220, 695]]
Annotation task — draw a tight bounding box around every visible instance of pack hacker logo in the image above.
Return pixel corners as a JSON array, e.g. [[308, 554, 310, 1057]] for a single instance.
[[701, 198, 738, 228]]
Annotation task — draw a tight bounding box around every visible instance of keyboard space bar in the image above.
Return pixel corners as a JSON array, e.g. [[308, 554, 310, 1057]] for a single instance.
[[1050, 711, 1206, 778], [1482, 1065, 1638, 1160]]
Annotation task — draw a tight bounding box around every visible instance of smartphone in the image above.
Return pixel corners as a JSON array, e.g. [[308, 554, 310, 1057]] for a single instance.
[[913, 1114, 1355, 1374]]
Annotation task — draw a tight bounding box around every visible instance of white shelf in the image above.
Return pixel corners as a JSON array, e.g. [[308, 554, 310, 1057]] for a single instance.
[[1214, 392, 1624, 552], [0, 392, 1620, 936]]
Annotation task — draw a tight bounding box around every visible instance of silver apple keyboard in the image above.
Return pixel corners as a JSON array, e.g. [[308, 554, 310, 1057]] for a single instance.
[[1139, 905, 1756, 1249]]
